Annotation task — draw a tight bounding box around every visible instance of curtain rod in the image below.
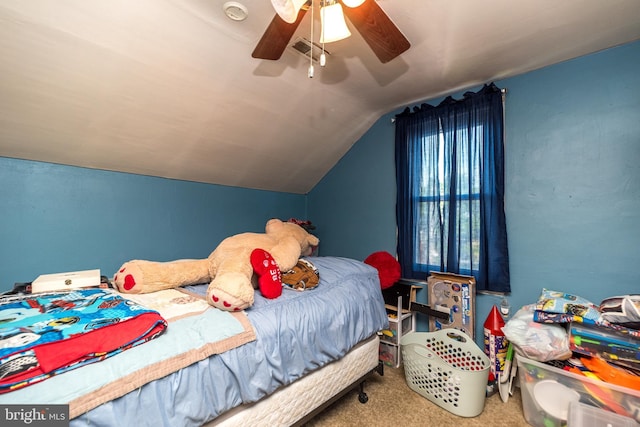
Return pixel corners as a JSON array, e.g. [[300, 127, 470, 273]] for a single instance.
[[391, 87, 507, 123]]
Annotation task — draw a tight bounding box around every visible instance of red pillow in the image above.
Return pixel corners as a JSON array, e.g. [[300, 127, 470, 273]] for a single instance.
[[364, 251, 401, 289]]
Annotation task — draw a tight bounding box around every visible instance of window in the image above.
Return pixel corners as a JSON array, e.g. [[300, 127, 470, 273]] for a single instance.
[[416, 125, 481, 275], [395, 83, 510, 293]]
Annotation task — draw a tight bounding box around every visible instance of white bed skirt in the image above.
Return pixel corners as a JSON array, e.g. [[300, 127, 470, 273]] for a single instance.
[[208, 334, 381, 426]]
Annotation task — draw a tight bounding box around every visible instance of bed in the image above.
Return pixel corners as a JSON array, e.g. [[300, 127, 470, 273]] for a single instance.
[[1, 256, 388, 427]]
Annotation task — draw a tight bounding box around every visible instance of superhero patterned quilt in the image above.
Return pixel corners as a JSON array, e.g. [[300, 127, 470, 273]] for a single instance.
[[0, 288, 167, 393], [1, 287, 256, 418]]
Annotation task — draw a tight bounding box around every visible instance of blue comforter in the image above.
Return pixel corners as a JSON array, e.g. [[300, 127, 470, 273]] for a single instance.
[[72, 257, 388, 427]]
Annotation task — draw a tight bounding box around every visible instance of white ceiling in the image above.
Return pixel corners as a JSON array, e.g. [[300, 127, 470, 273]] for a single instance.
[[1, 0, 639, 194]]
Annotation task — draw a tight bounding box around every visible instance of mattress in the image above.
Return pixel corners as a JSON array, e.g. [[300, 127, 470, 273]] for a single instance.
[[71, 256, 388, 427], [211, 334, 381, 426]]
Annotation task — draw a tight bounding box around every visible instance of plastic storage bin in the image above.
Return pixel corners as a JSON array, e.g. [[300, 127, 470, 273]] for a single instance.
[[400, 329, 490, 417], [379, 341, 398, 367], [381, 313, 413, 345], [517, 355, 640, 427], [567, 401, 638, 427]]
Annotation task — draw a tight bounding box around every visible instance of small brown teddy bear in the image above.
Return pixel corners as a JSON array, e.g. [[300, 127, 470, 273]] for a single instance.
[[282, 259, 320, 291]]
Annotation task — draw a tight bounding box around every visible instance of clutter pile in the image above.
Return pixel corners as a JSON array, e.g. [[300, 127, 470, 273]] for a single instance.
[[501, 290, 640, 427]]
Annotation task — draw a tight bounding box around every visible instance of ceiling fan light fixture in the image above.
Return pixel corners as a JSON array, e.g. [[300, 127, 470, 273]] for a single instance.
[[341, 0, 366, 8], [271, 0, 308, 24], [319, 1, 351, 44]]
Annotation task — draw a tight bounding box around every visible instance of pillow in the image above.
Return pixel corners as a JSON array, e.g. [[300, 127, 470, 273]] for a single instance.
[[364, 251, 401, 290]]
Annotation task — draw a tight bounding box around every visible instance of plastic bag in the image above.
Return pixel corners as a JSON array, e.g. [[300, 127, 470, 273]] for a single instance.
[[502, 304, 572, 362]]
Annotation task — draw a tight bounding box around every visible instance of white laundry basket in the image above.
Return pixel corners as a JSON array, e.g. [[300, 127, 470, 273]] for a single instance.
[[401, 329, 490, 417]]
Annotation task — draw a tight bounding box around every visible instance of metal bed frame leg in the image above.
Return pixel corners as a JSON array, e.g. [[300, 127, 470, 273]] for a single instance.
[[358, 382, 368, 403], [357, 361, 385, 404], [294, 358, 386, 425]]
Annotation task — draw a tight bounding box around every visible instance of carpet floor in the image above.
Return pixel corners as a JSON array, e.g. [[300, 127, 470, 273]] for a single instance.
[[304, 365, 530, 427]]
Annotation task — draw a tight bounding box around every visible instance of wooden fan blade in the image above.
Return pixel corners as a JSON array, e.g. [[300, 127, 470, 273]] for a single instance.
[[341, 0, 410, 63], [252, 8, 308, 60]]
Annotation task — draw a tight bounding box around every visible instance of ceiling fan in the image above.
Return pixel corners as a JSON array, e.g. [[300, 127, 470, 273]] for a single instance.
[[252, 0, 410, 64]]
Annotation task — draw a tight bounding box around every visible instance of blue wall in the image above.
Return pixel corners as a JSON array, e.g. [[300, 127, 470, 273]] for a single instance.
[[2, 40, 639, 346], [309, 40, 640, 341], [0, 158, 306, 291], [308, 115, 397, 260]]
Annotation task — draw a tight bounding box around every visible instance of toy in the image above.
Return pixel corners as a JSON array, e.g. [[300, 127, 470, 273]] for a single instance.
[[428, 272, 476, 339], [250, 248, 282, 299], [484, 304, 508, 377], [281, 258, 319, 291], [113, 219, 319, 311]]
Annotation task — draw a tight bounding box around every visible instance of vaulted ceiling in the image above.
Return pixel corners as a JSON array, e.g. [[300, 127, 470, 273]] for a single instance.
[[1, 0, 639, 193]]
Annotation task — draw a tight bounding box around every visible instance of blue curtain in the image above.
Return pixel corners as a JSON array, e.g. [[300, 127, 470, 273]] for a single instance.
[[395, 83, 510, 293]]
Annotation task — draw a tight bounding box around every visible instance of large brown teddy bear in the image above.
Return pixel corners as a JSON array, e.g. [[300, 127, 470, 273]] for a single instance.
[[113, 219, 319, 311]]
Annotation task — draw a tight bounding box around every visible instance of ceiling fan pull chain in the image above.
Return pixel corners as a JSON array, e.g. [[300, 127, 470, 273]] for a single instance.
[[320, 0, 326, 67], [308, 0, 314, 78]]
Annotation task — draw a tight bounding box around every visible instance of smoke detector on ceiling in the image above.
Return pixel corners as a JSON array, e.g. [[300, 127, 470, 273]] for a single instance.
[[223, 2, 248, 21]]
